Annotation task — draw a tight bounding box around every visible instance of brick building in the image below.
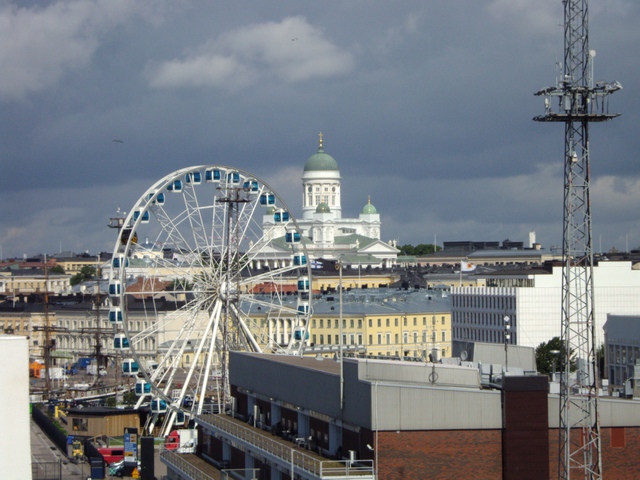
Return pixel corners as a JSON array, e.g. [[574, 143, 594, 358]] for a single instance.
[[162, 352, 640, 479]]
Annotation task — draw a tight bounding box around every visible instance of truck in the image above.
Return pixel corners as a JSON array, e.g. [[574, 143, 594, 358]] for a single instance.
[[165, 429, 197, 453]]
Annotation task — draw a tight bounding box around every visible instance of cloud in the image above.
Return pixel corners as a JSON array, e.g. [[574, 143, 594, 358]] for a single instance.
[[148, 16, 355, 89], [0, 0, 147, 101]]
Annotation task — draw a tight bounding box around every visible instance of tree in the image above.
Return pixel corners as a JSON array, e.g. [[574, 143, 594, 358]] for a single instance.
[[69, 265, 96, 286], [398, 243, 441, 256], [535, 336, 572, 376], [49, 265, 65, 274]]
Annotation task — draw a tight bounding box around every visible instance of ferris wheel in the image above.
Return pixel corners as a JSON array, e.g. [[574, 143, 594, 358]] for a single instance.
[[108, 166, 312, 436]]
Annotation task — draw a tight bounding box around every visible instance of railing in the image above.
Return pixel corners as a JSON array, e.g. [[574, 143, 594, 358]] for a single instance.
[[199, 414, 375, 478], [161, 451, 217, 480]]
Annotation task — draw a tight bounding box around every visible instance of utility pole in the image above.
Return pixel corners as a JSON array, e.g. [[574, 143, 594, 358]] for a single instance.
[[534, 1, 621, 478]]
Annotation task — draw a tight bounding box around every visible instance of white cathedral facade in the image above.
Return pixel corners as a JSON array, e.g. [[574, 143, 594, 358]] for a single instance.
[[256, 134, 398, 269]]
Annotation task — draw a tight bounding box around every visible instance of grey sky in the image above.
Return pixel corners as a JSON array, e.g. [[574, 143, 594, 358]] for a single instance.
[[1, 0, 638, 258]]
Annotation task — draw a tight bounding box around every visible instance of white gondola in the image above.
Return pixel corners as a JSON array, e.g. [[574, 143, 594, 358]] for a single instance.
[[113, 333, 129, 349], [133, 210, 150, 223], [274, 209, 290, 223], [285, 230, 301, 244], [297, 301, 309, 315], [227, 171, 240, 184], [297, 276, 310, 292], [112, 255, 129, 269], [260, 192, 275, 206], [108, 281, 122, 297], [135, 379, 151, 396], [243, 179, 258, 192], [186, 171, 202, 184], [293, 253, 307, 266], [293, 326, 310, 341], [205, 168, 222, 182], [151, 397, 168, 414], [122, 359, 139, 375], [108, 307, 123, 323]]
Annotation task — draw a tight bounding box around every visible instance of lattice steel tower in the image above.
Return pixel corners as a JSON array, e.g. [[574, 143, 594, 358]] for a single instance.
[[534, 1, 621, 478]]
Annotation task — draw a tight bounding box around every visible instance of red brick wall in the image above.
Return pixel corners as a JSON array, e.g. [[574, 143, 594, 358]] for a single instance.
[[549, 427, 640, 479], [378, 429, 503, 480]]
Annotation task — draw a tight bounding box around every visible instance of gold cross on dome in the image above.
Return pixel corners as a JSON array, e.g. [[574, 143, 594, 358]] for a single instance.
[[318, 132, 323, 149]]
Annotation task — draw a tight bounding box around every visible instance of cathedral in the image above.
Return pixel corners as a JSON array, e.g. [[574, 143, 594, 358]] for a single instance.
[[258, 134, 398, 269]]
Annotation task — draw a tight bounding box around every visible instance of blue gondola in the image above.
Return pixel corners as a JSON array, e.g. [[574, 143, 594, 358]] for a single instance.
[[151, 397, 168, 413], [147, 191, 165, 204], [175, 411, 186, 423], [113, 333, 129, 350], [297, 302, 309, 315], [294, 326, 310, 341], [168, 179, 182, 192], [205, 168, 222, 182], [122, 359, 139, 375], [293, 253, 307, 266], [112, 255, 129, 268], [108, 307, 123, 323], [135, 379, 151, 396], [133, 210, 149, 223], [260, 192, 275, 206], [285, 231, 301, 243], [297, 276, 310, 292], [243, 179, 258, 192], [227, 171, 240, 184], [186, 171, 202, 184], [274, 210, 290, 223], [108, 281, 122, 297]]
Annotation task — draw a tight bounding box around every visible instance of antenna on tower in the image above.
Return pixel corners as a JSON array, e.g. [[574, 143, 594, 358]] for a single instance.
[[534, 1, 621, 478]]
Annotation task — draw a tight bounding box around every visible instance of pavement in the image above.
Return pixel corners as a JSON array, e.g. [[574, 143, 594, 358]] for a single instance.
[[31, 419, 168, 480]]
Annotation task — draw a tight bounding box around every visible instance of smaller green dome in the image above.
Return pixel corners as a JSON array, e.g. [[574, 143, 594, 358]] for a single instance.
[[362, 197, 377, 214], [316, 202, 331, 213]]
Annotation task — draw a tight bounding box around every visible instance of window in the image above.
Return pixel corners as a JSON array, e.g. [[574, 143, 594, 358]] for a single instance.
[[350, 319, 354, 329], [442, 331, 446, 342], [368, 335, 372, 344], [312, 319, 316, 328], [358, 319, 362, 329], [319, 335, 324, 344], [72, 418, 88, 432], [413, 318, 417, 326], [441, 316, 445, 325], [386, 319, 390, 327], [377, 319, 381, 327], [335, 335, 339, 344], [369, 319, 372, 327], [319, 319, 323, 328]]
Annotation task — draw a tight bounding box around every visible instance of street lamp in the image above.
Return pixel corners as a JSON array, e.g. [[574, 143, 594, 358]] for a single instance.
[[503, 315, 511, 374]]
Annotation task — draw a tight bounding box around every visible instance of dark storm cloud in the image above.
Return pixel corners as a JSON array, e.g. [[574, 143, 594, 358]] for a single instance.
[[1, 0, 638, 258]]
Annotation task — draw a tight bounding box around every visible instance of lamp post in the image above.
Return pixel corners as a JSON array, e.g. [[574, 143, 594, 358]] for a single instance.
[[503, 315, 510, 374]]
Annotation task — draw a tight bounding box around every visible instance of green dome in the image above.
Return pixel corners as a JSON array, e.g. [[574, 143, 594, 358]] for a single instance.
[[266, 206, 277, 215], [362, 198, 377, 214], [304, 134, 339, 172], [316, 202, 331, 213]]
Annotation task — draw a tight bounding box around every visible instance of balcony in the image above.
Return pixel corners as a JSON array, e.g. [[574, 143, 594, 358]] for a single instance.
[[194, 413, 375, 480]]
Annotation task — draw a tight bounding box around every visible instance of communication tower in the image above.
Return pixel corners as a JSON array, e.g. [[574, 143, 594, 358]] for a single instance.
[[534, 1, 621, 478]]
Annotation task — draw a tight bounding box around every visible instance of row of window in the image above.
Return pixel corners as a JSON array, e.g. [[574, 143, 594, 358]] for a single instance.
[[312, 331, 447, 346], [452, 295, 516, 310], [311, 316, 447, 329]]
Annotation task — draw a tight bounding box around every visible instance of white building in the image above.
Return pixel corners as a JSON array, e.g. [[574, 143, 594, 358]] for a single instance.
[[0, 336, 32, 479], [259, 134, 398, 268], [451, 261, 640, 349]]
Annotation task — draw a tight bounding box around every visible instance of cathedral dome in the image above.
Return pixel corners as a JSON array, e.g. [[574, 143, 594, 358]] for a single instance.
[[362, 198, 377, 214], [304, 133, 339, 172], [316, 202, 331, 213]]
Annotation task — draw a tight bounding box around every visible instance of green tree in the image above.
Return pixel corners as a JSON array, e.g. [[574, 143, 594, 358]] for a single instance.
[[398, 243, 441, 256], [535, 337, 570, 376], [69, 265, 96, 286], [49, 265, 65, 274]]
